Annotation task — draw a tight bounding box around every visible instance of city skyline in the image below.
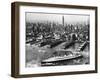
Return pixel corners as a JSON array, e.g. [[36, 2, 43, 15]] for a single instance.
[[26, 13, 90, 24]]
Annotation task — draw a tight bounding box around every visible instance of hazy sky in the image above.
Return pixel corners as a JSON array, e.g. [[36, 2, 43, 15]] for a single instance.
[[26, 13, 89, 24]]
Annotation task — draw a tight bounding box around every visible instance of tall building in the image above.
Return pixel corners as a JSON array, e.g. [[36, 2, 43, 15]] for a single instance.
[[62, 15, 64, 26]]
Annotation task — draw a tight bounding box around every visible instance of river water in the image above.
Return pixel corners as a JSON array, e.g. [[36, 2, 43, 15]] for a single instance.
[[26, 41, 90, 67]]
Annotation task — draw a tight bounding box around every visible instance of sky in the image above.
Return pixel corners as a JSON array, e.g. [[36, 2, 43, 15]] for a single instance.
[[26, 12, 90, 24]]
